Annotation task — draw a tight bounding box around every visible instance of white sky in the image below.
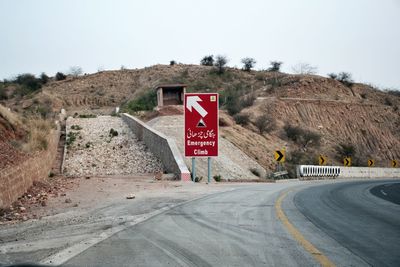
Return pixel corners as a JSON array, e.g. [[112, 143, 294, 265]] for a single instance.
[[1, 0, 399, 89]]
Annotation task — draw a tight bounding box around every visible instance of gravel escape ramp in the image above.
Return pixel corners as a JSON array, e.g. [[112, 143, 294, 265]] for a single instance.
[[148, 115, 266, 180], [63, 116, 163, 177]]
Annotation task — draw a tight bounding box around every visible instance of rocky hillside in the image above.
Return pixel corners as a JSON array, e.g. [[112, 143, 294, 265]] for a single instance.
[[1, 64, 399, 174]]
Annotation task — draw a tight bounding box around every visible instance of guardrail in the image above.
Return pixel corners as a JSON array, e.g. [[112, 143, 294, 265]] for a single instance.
[[297, 165, 400, 179], [297, 165, 341, 179]]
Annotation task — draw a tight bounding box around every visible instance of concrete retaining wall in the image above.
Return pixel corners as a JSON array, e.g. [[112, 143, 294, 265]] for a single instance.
[[0, 127, 60, 209], [297, 164, 400, 179], [338, 166, 400, 179], [121, 113, 190, 181]]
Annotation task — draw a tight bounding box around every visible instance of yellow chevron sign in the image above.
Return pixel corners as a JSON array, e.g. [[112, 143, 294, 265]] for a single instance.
[[274, 150, 285, 162], [368, 159, 375, 167], [344, 157, 351, 167], [319, 155, 327, 165], [392, 160, 398, 168]]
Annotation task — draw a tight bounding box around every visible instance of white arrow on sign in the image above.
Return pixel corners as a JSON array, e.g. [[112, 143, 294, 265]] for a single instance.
[[186, 96, 208, 117]]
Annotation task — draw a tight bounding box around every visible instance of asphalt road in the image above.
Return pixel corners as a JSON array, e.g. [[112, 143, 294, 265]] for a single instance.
[[293, 180, 400, 267], [63, 183, 317, 267], [48, 179, 399, 267], [370, 182, 400, 205]]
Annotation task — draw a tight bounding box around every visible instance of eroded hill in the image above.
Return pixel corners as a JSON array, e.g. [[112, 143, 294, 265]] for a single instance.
[[1, 64, 399, 174]]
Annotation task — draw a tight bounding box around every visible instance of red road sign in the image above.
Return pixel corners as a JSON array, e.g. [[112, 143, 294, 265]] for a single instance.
[[184, 93, 218, 157]]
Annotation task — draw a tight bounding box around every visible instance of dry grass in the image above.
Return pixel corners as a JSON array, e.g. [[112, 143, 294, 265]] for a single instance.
[[0, 104, 22, 128], [1, 104, 53, 152], [22, 116, 52, 152]]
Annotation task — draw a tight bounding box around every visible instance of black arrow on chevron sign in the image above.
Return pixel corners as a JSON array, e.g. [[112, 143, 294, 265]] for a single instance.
[[345, 158, 350, 166], [276, 151, 284, 162], [320, 156, 325, 165]]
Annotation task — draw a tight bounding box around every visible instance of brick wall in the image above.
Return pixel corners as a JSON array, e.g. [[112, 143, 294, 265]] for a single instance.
[[0, 128, 60, 209]]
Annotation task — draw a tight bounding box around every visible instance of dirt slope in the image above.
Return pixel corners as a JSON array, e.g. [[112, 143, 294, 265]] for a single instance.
[[0, 105, 27, 169], [2, 64, 399, 172]]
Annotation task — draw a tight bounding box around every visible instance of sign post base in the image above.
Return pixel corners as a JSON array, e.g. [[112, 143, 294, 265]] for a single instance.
[[207, 157, 211, 183], [192, 157, 196, 182]]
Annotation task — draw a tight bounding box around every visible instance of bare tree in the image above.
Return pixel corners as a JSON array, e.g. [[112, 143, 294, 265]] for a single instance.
[[241, 57, 256, 72], [69, 66, 83, 77], [291, 62, 318, 75], [214, 55, 228, 74]]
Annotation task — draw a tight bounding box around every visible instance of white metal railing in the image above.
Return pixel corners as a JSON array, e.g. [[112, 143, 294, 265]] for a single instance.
[[297, 165, 341, 178]]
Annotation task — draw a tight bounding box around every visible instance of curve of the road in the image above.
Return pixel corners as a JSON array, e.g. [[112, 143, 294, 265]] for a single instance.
[[293, 180, 400, 267], [59, 179, 400, 267], [62, 182, 316, 267]]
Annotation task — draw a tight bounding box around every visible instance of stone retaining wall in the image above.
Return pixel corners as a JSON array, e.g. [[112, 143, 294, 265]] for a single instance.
[[0, 127, 60, 209], [121, 113, 190, 181]]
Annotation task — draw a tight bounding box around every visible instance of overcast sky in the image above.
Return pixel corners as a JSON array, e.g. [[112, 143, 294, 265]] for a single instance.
[[1, 0, 399, 89]]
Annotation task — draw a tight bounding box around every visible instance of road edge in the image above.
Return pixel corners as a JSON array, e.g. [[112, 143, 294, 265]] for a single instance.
[[275, 190, 336, 267]]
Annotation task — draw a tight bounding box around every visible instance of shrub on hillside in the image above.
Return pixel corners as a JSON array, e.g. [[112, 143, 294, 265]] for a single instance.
[[327, 73, 338, 79], [287, 149, 316, 165], [40, 72, 49, 84], [170, 60, 176, 66], [233, 113, 250, 126], [200, 55, 214, 66], [254, 115, 276, 134], [14, 73, 42, 91], [327, 72, 353, 87], [386, 89, 400, 97], [240, 93, 256, 108], [335, 143, 356, 158], [55, 72, 67, 81], [214, 55, 228, 74], [124, 89, 157, 112], [384, 97, 393, 106], [213, 175, 222, 182], [268, 61, 283, 72], [241, 57, 256, 72], [337, 72, 353, 87], [0, 85, 7, 100], [283, 124, 321, 149]]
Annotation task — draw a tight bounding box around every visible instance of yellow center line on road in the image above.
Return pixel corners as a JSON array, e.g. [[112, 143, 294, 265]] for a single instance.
[[275, 190, 336, 267]]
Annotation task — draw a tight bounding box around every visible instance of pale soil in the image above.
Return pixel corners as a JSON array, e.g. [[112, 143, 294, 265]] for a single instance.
[[0, 175, 249, 264], [63, 116, 164, 176]]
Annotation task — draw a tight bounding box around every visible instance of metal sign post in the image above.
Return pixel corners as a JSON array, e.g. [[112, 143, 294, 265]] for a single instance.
[[207, 157, 211, 183], [192, 157, 196, 182]]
